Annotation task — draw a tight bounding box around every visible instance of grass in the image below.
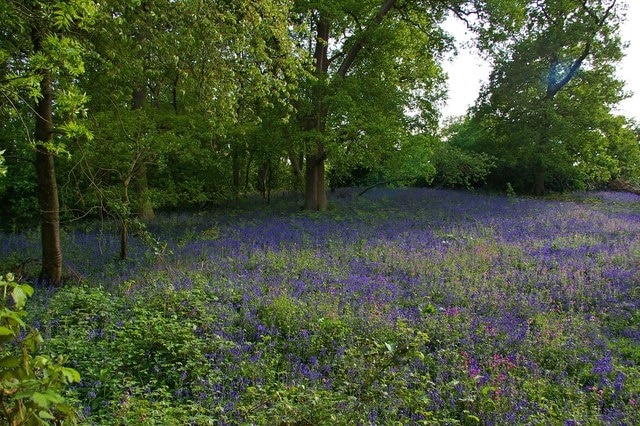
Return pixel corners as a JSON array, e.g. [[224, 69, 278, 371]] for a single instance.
[[1, 188, 639, 424]]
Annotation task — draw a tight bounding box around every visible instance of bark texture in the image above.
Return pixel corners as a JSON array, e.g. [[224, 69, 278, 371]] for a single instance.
[[303, 16, 330, 211], [34, 68, 63, 285]]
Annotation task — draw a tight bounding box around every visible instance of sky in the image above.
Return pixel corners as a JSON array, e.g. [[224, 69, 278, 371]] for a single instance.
[[441, 1, 640, 123]]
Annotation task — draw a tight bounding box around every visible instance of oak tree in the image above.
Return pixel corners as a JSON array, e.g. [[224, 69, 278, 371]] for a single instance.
[[470, 0, 629, 193]]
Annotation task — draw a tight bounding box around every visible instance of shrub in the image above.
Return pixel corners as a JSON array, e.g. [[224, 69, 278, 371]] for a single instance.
[[431, 144, 495, 189], [0, 273, 81, 425], [41, 283, 238, 424]]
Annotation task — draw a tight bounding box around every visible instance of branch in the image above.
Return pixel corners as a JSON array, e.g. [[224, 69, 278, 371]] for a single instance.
[[336, 0, 399, 78], [581, 0, 601, 23], [327, 51, 344, 64], [581, 0, 617, 26], [446, 5, 477, 32], [600, 0, 617, 26], [537, 0, 552, 23], [1, 88, 39, 142], [546, 41, 591, 98], [346, 9, 363, 32], [546, 0, 617, 98], [0, 73, 38, 85]]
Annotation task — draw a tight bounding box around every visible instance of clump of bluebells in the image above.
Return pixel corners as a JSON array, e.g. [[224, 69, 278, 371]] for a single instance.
[[2, 188, 639, 424]]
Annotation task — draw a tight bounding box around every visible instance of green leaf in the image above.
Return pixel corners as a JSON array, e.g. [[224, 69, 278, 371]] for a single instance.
[[0, 356, 21, 368], [11, 286, 28, 309], [21, 284, 34, 298], [61, 367, 81, 384], [1, 308, 27, 325], [31, 391, 65, 409], [0, 326, 15, 336], [38, 410, 55, 420], [32, 392, 52, 409]]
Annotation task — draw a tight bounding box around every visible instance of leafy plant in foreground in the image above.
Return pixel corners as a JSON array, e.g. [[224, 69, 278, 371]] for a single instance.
[[0, 273, 80, 425]]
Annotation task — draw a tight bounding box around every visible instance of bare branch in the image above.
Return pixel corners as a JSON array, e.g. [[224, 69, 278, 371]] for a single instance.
[[447, 5, 477, 32]]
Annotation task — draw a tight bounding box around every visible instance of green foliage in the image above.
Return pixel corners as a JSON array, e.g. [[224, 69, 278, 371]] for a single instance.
[[41, 283, 237, 423], [0, 160, 40, 229], [463, 0, 631, 194], [258, 294, 307, 338], [384, 135, 438, 186], [0, 150, 6, 177], [0, 273, 80, 425], [292, 0, 450, 201], [241, 307, 432, 425], [1, 0, 97, 132], [604, 117, 640, 185], [55, 0, 310, 217], [431, 143, 496, 189]]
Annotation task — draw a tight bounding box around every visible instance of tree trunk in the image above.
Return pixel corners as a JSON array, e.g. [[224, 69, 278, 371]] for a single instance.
[[120, 219, 128, 261], [244, 151, 253, 192], [132, 87, 146, 110], [304, 149, 327, 211], [171, 74, 179, 114], [34, 68, 63, 285], [120, 179, 130, 261], [303, 153, 328, 211], [288, 148, 303, 181], [303, 16, 330, 211], [259, 158, 274, 203], [258, 159, 270, 199], [533, 166, 546, 196]]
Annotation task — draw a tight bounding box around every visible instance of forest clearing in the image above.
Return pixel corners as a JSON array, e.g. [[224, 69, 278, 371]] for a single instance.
[[2, 188, 639, 424]]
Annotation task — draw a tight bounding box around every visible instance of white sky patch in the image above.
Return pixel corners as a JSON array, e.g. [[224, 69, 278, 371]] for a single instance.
[[615, 0, 640, 122], [440, 16, 490, 122], [441, 2, 640, 123]]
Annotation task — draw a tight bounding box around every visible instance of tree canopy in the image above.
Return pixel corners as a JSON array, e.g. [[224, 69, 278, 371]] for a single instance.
[[460, 0, 636, 193]]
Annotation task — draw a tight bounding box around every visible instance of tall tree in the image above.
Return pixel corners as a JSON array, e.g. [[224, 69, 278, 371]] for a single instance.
[[1, 0, 96, 284], [470, 0, 626, 193], [293, 0, 451, 210]]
